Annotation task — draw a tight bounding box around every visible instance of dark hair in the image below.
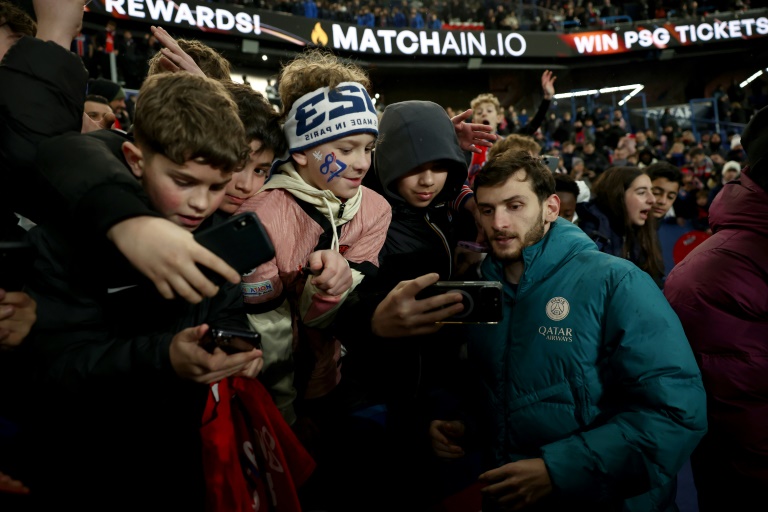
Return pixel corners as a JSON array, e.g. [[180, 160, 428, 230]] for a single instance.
[[85, 94, 110, 105], [554, 173, 579, 197], [220, 80, 287, 156], [0, 1, 36, 37], [473, 150, 555, 203], [645, 161, 683, 186], [592, 167, 664, 280]]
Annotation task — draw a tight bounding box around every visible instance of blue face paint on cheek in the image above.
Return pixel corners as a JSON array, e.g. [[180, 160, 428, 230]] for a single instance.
[[319, 152, 348, 183]]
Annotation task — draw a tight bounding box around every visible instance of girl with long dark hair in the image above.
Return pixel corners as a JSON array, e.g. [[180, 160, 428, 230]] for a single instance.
[[576, 166, 665, 286]]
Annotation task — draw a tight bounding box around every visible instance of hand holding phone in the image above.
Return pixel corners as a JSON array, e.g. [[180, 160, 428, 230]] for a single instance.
[[416, 281, 503, 324], [170, 324, 262, 383], [200, 327, 262, 355], [194, 212, 275, 285], [371, 273, 464, 338]]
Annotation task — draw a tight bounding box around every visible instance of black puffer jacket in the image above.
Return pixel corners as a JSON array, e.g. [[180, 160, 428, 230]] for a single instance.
[[0, 36, 87, 239], [340, 101, 469, 403], [371, 100, 469, 285]]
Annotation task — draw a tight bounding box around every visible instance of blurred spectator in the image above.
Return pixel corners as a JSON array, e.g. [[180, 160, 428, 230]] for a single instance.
[[410, 7, 424, 28], [659, 107, 679, 132], [265, 78, 281, 109], [92, 18, 118, 79], [83, 94, 114, 129], [570, 118, 594, 146], [580, 140, 610, 178], [116, 29, 144, 89], [707, 160, 741, 207], [87, 78, 129, 131], [304, 0, 318, 18], [427, 12, 442, 30], [357, 6, 375, 26], [637, 147, 659, 168], [391, 5, 407, 27], [71, 30, 93, 76], [600, 0, 620, 17], [612, 108, 628, 131], [704, 131, 726, 158], [554, 173, 580, 223], [690, 147, 715, 183], [726, 133, 746, 163]]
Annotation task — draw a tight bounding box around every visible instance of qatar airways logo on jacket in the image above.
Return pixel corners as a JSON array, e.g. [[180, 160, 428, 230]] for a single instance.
[[538, 297, 573, 342]]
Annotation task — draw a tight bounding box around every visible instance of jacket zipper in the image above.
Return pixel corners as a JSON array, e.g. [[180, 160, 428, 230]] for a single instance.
[[503, 291, 516, 460], [424, 212, 452, 277], [338, 202, 346, 219]]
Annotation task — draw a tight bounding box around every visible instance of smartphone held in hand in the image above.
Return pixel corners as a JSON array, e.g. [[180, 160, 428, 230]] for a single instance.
[[194, 212, 275, 284], [417, 280, 503, 324], [201, 327, 262, 355]]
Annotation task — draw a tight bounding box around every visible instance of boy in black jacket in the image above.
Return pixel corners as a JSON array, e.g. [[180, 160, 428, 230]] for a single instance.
[[22, 72, 262, 511], [337, 101, 471, 510]]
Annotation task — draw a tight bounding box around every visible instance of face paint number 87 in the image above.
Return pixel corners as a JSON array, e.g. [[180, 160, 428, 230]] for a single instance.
[[319, 153, 347, 182]]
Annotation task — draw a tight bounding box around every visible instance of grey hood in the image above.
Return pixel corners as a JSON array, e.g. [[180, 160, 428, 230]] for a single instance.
[[374, 100, 468, 204]]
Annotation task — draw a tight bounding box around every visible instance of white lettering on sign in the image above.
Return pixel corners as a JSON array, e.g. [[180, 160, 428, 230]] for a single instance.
[[104, 0, 261, 35], [330, 25, 512, 57]]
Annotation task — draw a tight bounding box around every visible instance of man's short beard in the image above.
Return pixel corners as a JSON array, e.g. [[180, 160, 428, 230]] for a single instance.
[[492, 214, 546, 264]]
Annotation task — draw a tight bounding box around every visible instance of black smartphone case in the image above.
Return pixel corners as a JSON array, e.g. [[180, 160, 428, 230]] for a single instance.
[[417, 281, 503, 324], [194, 212, 276, 284]]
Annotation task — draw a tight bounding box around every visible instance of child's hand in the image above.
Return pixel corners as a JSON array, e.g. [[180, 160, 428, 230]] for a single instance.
[[371, 273, 463, 338], [169, 324, 261, 384], [429, 420, 466, 459], [237, 354, 265, 379], [107, 216, 240, 304], [0, 471, 30, 495], [305, 250, 352, 297], [150, 25, 207, 77], [81, 111, 115, 133], [0, 290, 37, 349], [451, 109, 497, 153], [541, 69, 557, 100]]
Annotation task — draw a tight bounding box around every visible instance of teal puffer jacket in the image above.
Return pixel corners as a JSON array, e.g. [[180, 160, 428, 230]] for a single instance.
[[469, 218, 707, 511]]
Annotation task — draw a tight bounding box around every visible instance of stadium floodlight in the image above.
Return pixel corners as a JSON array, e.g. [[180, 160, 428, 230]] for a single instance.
[[740, 69, 766, 89], [616, 85, 644, 106], [553, 89, 600, 99], [553, 84, 643, 105]]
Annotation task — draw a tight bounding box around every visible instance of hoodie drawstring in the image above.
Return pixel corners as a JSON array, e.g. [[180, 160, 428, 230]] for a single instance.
[[321, 196, 340, 252]]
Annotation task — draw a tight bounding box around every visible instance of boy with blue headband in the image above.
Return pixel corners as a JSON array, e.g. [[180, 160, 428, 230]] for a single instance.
[[235, 49, 391, 431]]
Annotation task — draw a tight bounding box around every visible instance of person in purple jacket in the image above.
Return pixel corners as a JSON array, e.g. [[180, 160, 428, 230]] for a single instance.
[[664, 105, 768, 511]]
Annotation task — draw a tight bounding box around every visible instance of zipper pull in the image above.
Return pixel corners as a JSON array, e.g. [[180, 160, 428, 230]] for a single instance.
[[338, 202, 346, 219]]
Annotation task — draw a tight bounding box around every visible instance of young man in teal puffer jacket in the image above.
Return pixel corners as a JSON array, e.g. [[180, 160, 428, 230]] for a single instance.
[[430, 151, 707, 511]]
